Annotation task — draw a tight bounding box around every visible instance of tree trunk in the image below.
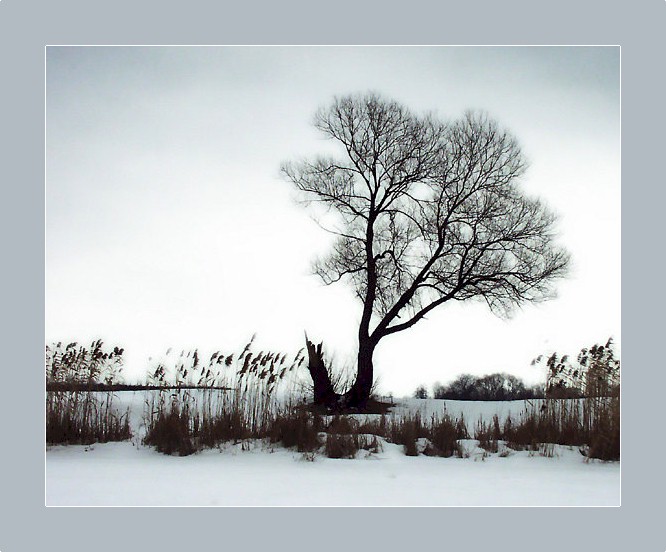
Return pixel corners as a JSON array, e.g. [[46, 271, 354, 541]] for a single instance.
[[344, 337, 376, 409], [304, 333, 377, 411], [304, 334, 338, 408]]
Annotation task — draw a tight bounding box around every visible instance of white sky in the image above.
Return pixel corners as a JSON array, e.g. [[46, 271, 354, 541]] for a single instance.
[[45, 46, 620, 395]]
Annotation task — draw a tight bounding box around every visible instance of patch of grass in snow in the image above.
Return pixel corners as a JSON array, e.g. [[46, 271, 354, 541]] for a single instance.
[[324, 433, 381, 459], [142, 403, 196, 456], [46, 391, 131, 445], [322, 412, 467, 458], [499, 398, 619, 460], [475, 414, 502, 453], [424, 414, 468, 458], [269, 409, 323, 453]]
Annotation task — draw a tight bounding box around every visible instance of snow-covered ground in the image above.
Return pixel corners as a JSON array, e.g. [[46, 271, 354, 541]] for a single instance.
[[45, 393, 620, 507]]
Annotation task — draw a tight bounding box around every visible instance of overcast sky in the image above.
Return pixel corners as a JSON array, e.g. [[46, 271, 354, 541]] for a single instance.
[[46, 46, 620, 395]]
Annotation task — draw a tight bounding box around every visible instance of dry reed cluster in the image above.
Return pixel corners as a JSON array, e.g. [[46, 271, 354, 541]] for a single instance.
[[46, 341, 130, 445]]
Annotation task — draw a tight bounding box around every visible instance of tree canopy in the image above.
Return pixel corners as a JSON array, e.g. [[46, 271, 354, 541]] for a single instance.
[[282, 93, 570, 408]]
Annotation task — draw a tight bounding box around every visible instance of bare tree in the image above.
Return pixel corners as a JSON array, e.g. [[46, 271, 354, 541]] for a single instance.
[[282, 93, 570, 409]]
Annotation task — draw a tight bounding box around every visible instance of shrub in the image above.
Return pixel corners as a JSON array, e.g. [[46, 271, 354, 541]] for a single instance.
[[326, 415, 360, 435], [356, 414, 388, 437], [425, 414, 465, 457], [413, 385, 429, 399], [387, 413, 426, 456], [362, 434, 382, 454], [270, 409, 322, 452], [325, 432, 381, 458], [143, 404, 196, 456], [325, 433, 360, 459], [197, 408, 250, 447], [475, 414, 501, 453]]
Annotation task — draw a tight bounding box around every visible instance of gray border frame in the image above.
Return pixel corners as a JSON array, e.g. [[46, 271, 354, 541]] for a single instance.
[[2, 0, 663, 550]]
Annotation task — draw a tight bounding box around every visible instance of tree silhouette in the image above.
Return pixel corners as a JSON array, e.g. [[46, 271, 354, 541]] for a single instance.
[[282, 93, 570, 409]]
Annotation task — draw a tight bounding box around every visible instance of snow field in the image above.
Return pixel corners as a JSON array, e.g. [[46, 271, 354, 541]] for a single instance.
[[46, 392, 620, 506]]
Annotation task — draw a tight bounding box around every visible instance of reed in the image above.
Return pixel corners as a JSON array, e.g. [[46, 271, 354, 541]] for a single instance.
[[45, 340, 131, 445]]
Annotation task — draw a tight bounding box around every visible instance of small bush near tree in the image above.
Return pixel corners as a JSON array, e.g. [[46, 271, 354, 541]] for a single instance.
[[424, 414, 467, 457], [413, 385, 429, 399], [143, 402, 196, 456]]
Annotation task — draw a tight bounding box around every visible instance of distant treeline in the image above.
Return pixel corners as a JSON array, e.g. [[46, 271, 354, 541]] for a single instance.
[[414, 373, 545, 401], [415, 339, 620, 401]]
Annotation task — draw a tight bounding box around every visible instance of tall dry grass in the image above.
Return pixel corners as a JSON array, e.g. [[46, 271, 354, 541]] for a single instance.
[[46, 337, 620, 461], [46, 341, 131, 445], [493, 398, 619, 460], [142, 337, 314, 455]]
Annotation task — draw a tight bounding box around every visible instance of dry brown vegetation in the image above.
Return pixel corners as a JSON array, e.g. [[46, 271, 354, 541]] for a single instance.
[[46, 338, 620, 461], [46, 341, 131, 445]]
